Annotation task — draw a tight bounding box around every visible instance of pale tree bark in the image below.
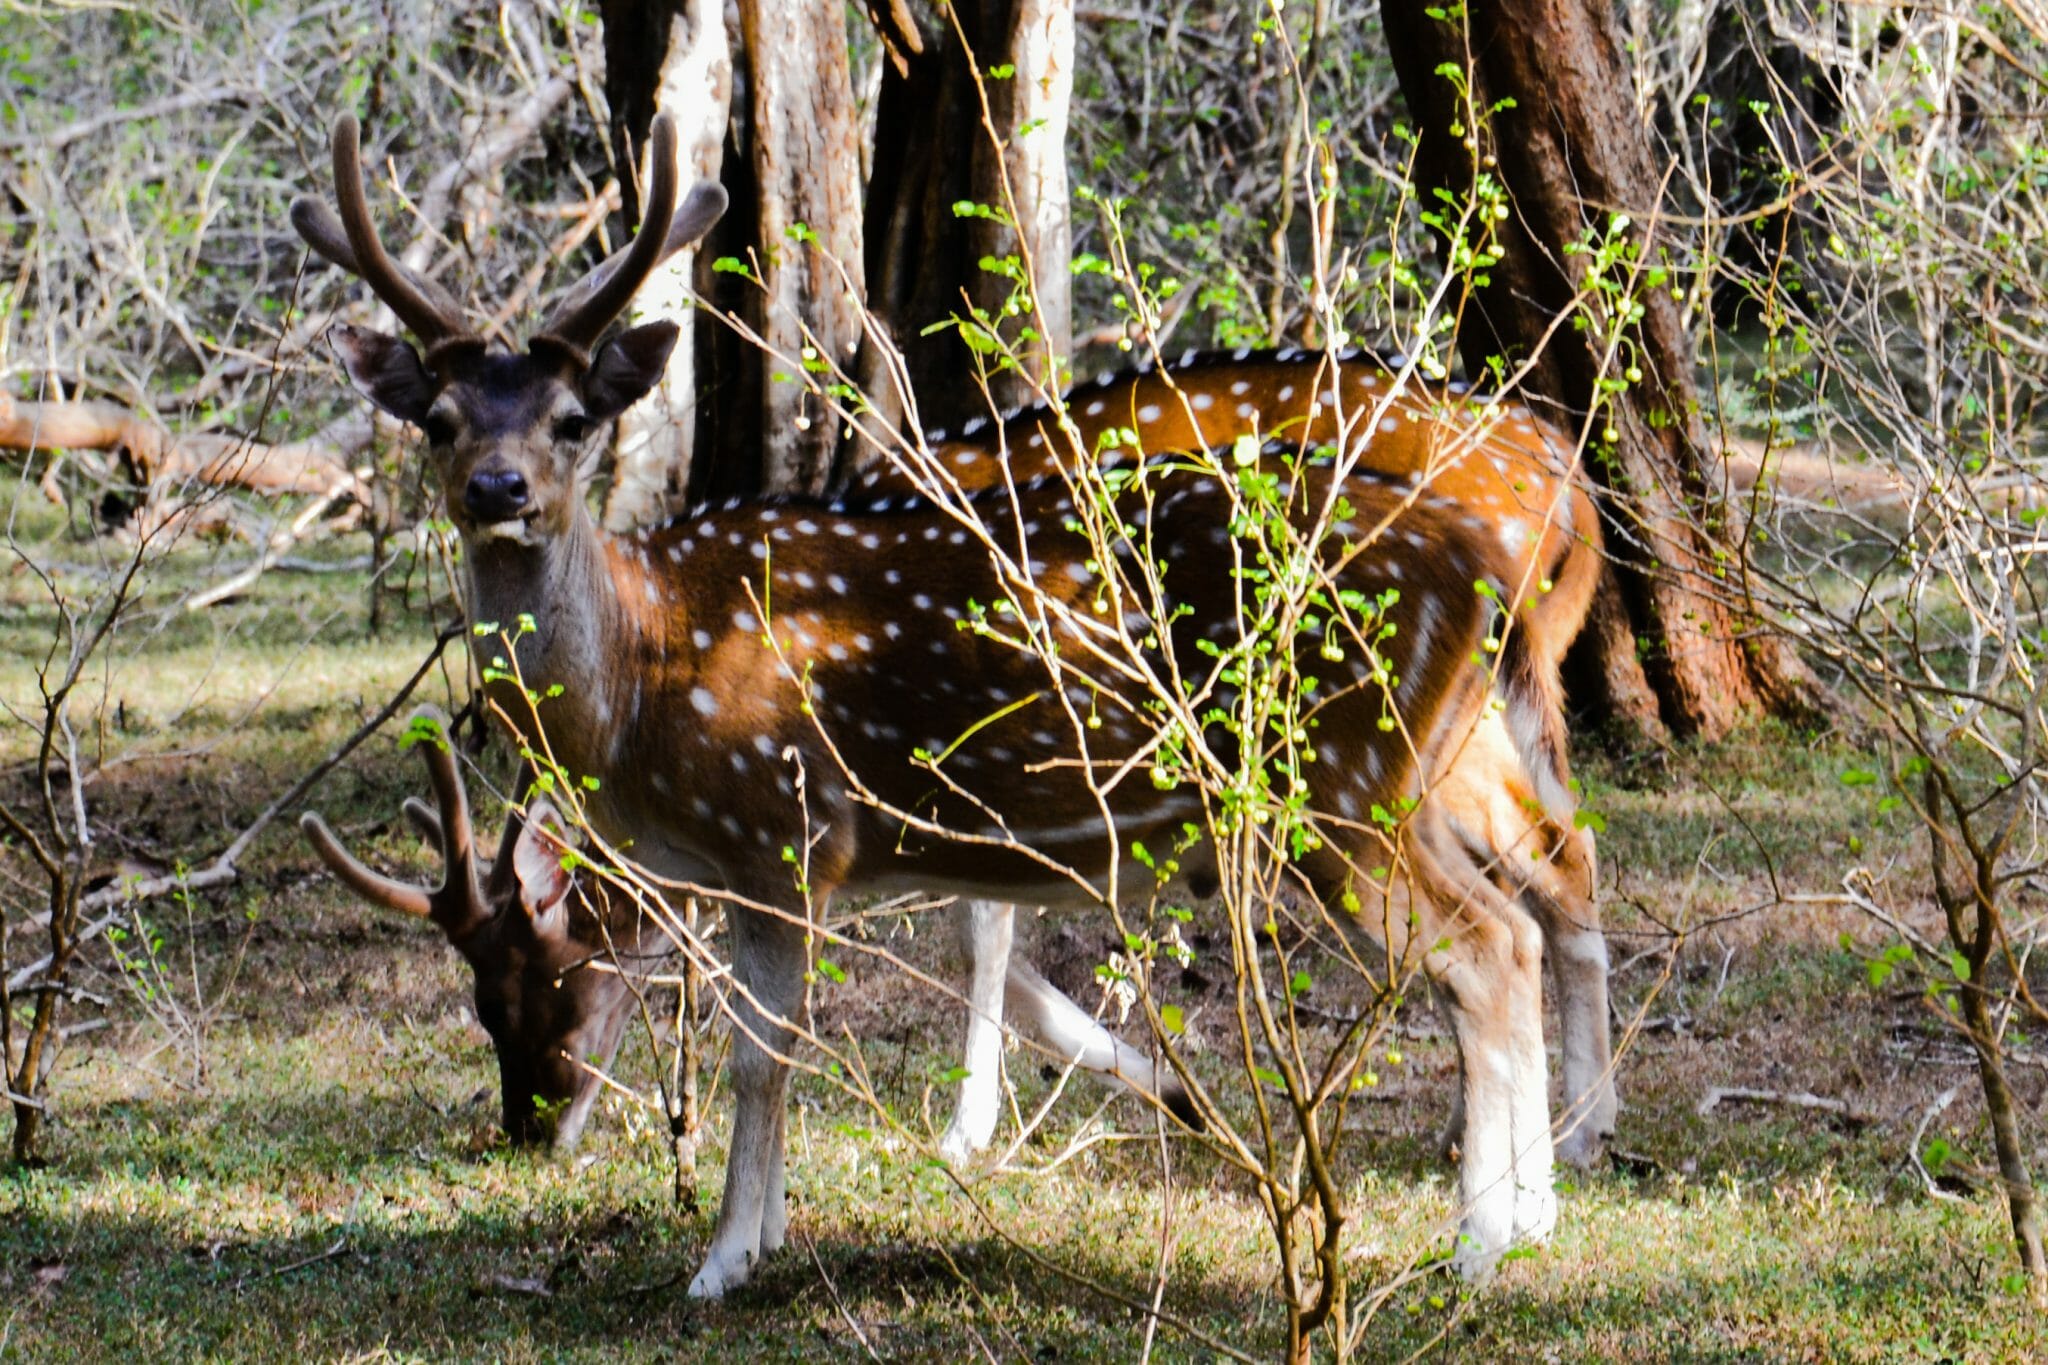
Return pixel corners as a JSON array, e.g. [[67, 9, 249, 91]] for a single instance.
[[1379, 0, 1819, 740], [602, 0, 732, 531], [736, 0, 867, 496], [865, 0, 1076, 437], [970, 0, 1074, 408]]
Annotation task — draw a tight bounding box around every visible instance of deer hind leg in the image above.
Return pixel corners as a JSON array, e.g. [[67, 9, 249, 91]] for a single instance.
[[1392, 829, 1555, 1273], [689, 902, 810, 1300], [1521, 825, 1615, 1167], [1001, 957, 1199, 1129], [1434, 726, 1614, 1168], [940, 899, 1015, 1163]]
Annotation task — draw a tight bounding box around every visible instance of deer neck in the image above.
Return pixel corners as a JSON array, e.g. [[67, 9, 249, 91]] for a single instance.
[[462, 505, 648, 775]]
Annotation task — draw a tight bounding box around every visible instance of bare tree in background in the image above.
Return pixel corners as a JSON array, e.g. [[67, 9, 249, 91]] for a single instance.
[[1379, 0, 1818, 741]]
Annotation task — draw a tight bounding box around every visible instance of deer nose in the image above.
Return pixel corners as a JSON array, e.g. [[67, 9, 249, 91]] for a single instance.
[[464, 467, 530, 523]]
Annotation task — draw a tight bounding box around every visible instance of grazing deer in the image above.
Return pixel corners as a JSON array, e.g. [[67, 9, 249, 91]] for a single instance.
[[300, 710, 637, 1148], [879, 355, 1616, 1164], [302, 712, 1192, 1160], [294, 111, 1566, 1292]]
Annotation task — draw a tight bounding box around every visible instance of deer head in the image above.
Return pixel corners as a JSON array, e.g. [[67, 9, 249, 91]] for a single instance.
[[300, 709, 641, 1151], [290, 113, 727, 548]]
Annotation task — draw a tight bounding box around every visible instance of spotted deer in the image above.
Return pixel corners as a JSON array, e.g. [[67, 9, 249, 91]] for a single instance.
[[294, 112, 1187, 1143], [300, 709, 640, 1147], [879, 356, 1617, 1164], [294, 110, 1568, 1292]]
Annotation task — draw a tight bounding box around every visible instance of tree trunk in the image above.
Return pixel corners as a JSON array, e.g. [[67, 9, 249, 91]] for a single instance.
[[601, 0, 732, 531], [725, 0, 867, 497], [864, 0, 1075, 438], [1961, 970, 2048, 1300], [1378, 0, 1817, 740]]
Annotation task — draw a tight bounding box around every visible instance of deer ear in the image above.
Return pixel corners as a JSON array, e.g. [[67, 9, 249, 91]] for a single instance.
[[511, 799, 576, 926], [581, 321, 680, 420], [330, 323, 437, 425]]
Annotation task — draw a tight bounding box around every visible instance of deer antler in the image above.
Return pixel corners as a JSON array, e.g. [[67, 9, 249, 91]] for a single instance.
[[288, 195, 471, 335], [300, 707, 490, 937], [304, 115, 477, 356], [532, 112, 717, 362], [293, 112, 724, 370]]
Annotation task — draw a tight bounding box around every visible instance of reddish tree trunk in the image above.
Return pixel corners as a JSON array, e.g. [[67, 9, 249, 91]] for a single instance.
[[1379, 0, 1816, 739]]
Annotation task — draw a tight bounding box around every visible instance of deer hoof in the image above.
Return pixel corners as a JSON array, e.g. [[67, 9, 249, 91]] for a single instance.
[[1553, 1124, 1606, 1170], [937, 1124, 985, 1167], [1513, 1180, 1558, 1243], [687, 1246, 754, 1300]]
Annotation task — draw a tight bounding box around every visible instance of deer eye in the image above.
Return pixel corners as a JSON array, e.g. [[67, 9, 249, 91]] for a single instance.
[[420, 414, 456, 447], [552, 414, 594, 445]]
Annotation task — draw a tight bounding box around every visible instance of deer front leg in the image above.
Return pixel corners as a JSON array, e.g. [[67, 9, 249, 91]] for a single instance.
[[1436, 920, 1523, 1278], [941, 900, 1016, 1163], [689, 903, 809, 1300], [1544, 903, 1615, 1167], [1437, 883, 1608, 1174]]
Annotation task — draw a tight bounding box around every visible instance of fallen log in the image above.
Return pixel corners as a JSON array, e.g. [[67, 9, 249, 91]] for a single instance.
[[0, 393, 367, 496], [1723, 435, 2048, 528], [1697, 1084, 1878, 1128]]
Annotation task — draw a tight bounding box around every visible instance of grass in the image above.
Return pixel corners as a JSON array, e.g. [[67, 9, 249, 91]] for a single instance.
[[2, 500, 2045, 1360]]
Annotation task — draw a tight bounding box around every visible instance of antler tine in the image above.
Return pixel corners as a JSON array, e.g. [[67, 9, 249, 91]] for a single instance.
[[400, 796, 443, 846], [299, 811, 435, 918], [409, 706, 490, 934], [533, 113, 685, 358], [406, 797, 502, 885], [327, 114, 472, 349], [289, 195, 470, 328], [532, 181, 727, 361], [484, 800, 528, 904]]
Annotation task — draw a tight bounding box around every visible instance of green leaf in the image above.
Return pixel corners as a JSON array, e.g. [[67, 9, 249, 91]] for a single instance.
[[1922, 1136, 1951, 1174], [1160, 1004, 1185, 1035]]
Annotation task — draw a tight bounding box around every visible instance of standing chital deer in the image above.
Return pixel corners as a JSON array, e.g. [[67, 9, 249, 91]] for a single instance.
[[295, 111, 1568, 1293], [294, 112, 1188, 1150], [871, 353, 1616, 1164]]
